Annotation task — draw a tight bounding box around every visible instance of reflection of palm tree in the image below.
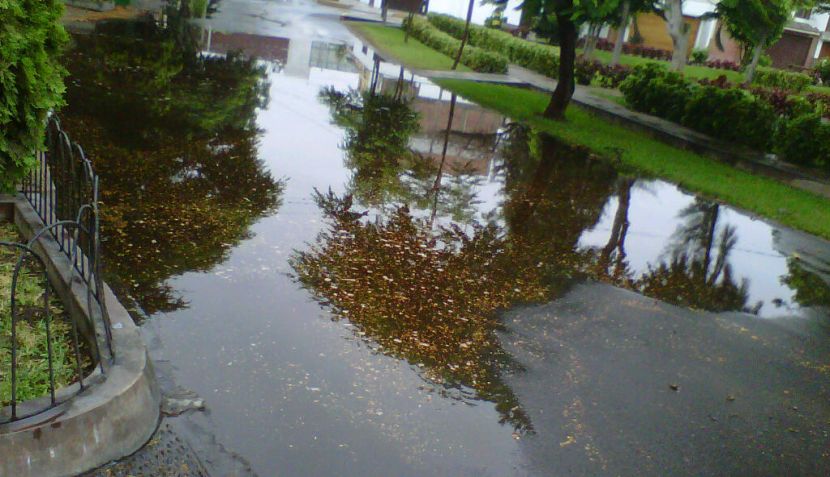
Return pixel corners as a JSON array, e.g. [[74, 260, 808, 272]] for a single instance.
[[638, 199, 751, 313]]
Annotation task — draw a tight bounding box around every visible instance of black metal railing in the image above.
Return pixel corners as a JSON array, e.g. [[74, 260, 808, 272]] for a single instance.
[[1, 117, 112, 424]]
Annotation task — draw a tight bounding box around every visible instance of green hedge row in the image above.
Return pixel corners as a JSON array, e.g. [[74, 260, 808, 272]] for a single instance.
[[427, 13, 560, 77], [621, 64, 829, 171], [403, 16, 508, 73], [752, 67, 813, 92]]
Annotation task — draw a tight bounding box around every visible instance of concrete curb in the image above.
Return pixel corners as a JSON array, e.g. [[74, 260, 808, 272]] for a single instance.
[[0, 195, 160, 477]]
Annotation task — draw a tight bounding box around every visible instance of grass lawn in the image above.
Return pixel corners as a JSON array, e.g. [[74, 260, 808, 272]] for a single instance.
[[588, 49, 746, 83], [434, 79, 830, 240], [1, 223, 78, 405], [347, 22, 472, 72]]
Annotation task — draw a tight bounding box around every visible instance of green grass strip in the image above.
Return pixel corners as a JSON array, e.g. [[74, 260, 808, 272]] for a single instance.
[[434, 79, 830, 240], [348, 22, 472, 72], [1, 224, 78, 404]]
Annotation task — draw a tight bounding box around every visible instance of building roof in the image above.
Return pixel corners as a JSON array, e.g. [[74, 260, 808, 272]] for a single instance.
[[785, 20, 821, 36]]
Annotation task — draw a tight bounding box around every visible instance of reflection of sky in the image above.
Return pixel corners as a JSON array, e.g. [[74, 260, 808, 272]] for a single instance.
[[577, 181, 801, 318]]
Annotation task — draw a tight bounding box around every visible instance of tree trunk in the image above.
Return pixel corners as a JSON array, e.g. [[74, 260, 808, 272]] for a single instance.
[[583, 24, 600, 59], [744, 39, 765, 84], [611, 0, 630, 66], [665, 0, 689, 72], [381, 0, 388, 22], [452, 0, 476, 70], [600, 178, 633, 278], [543, 8, 577, 120]]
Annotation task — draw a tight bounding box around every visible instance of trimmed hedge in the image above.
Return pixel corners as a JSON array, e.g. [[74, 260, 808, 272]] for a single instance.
[[594, 38, 672, 61], [575, 57, 633, 88], [621, 64, 776, 151], [404, 16, 508, 73], [427, 13, 560, 77], [774, 113, 830, 169], [752, 67, 813, 92]]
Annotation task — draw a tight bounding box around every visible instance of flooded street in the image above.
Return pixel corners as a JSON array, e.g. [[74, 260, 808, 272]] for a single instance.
[[60, 0, 830, 475]]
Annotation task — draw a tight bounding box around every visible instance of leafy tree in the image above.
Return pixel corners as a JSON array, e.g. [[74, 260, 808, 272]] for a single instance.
[[527, 0, 578, 119], [575, 0, 622, 58], [517, 0, 621, 118], [610, 0, 657, 65], [717, 0, 793, 82], [0, 0, 67, 191]]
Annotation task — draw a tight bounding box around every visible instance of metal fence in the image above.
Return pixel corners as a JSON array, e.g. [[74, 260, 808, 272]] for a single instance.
[[1, 117, 112, 424]]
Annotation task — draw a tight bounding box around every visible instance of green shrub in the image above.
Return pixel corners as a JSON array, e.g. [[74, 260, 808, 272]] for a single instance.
[[690, 49, 708, 65], [812, 58, 830, 84], [752, 67, 812, 92], [774, 113, 830, 170], [404, 16, 508, 73], [621, 64, 776, 150], [427, 13, 560, 77], [682, 86, 776, 150], [620, 63, 694, 123], [0, 0, 68, 192]]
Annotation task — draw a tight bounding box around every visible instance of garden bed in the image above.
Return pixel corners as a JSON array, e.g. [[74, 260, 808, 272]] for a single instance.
[[0, 222, 80, 406]]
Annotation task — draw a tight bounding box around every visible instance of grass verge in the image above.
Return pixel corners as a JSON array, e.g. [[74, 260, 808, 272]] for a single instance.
[[434, 79, 830, 240], [347, 22, 472, 72], [1, 223, 78, 405], [587, 49, 745, 83]]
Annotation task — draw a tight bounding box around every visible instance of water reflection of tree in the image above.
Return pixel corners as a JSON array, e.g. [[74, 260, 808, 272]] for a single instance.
[[318, 87, 428, 209], [291, 190, 537, 433], [292, 128, 621, 433], [595, 178, 635, 284], [60, 15, 283, 315], [638, 200, 752, 313], [500, 125, 619, 287], [318, 87, 486, 224], [781, 258, 830, 310]]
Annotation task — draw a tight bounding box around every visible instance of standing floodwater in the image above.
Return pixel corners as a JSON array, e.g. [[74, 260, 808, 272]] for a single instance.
[[61, 1, 830, 475]]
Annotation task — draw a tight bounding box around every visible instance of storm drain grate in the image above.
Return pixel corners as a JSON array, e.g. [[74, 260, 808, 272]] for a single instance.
[[84, 421, 209, 477]]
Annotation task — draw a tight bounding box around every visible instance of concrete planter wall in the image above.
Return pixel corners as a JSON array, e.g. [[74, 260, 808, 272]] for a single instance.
[[0, 195, 160, 477]]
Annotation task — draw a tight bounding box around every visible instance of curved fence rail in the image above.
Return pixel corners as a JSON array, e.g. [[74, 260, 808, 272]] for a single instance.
[[1, 117, 112, 425]]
